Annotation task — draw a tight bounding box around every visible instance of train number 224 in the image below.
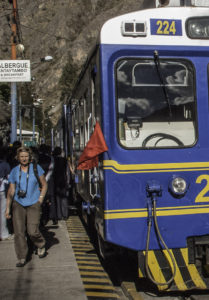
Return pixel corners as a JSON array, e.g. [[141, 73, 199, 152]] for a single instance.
[[156, 20, 176, 35], [150, 19, 182, 36]]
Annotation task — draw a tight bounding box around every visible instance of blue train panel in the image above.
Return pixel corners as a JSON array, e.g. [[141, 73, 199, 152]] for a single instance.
[[100, 43, 209, 251]]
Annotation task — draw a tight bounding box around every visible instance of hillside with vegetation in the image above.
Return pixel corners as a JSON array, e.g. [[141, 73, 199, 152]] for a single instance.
[[0, 0, 154, 143]]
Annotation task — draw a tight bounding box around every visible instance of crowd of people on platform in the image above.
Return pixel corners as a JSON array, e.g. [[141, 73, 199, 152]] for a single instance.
[[0, 140, 75, 267]]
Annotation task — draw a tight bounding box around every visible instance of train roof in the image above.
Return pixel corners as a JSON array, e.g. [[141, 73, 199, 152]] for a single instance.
[[100, 6, 209, 46]]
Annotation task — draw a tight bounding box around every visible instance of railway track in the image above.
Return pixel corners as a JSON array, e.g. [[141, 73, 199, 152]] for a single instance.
[[65, 214, 209, 300]]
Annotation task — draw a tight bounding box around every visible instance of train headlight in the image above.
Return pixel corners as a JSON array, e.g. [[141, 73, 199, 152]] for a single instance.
[[169, 176, 188, 197], [121, 20, 147, 37], [186, 17, 209, 39]]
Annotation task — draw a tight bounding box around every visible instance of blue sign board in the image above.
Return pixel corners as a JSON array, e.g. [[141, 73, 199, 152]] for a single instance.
[[150, 19, 182, 36]]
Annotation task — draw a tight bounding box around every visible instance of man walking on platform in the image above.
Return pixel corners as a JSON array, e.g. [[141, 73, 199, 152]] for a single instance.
[[5, 147, 48, 267]]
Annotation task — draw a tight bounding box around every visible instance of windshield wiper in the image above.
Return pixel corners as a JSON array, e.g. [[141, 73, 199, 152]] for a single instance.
[[153, 50, 172, 121]]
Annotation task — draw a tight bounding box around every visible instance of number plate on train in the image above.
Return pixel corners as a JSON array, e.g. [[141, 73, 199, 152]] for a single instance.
[[150, 19, 182, 36]]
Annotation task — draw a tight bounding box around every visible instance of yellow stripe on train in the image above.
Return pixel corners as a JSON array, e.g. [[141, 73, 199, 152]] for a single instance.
[[103, 160, 209, 174], [104, 205, 209, 220]]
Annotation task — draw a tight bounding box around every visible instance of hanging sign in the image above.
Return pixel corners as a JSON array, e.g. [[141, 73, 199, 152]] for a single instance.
[[0, 60, 31, 82]]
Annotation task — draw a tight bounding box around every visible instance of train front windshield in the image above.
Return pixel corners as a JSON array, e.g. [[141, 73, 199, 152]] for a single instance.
[[116, 58, 197, 148]]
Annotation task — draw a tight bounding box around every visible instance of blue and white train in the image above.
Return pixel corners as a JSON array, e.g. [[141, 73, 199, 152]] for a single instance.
[[64, 0, 209, 291]]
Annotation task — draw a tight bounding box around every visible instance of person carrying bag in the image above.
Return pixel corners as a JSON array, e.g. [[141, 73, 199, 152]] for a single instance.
[[5, 146, 48, 267]]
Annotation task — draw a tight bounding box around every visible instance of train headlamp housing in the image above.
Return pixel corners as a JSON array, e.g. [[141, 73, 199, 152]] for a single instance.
[[169, 176, 188, 197], [186, 17, 209, 39], [121, 20, 147, 37]]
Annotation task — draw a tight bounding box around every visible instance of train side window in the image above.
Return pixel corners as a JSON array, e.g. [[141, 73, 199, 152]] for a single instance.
[[116, 58, 197, 149]]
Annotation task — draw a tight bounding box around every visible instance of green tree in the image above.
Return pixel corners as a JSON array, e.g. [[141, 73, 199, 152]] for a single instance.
[[0, 83, 10, 103]]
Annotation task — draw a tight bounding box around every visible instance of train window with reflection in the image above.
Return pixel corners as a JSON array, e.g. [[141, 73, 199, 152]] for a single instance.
[[116, 58, 196, 148]]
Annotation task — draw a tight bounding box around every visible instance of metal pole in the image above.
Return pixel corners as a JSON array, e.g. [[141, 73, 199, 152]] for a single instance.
[[19, 89, 22, 142], [32, 106, 35, 141], [11, 82, 17, 143], [51, 128, 54, 151], [10, 0, 17, 144]]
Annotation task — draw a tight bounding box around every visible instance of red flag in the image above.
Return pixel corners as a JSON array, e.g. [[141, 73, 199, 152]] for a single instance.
[[77, 121, 108, 170]]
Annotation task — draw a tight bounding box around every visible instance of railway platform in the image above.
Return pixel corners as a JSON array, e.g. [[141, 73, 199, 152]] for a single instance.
[[0, 220, 87, 300]]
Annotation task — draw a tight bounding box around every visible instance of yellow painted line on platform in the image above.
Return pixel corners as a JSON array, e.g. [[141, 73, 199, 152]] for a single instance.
[[80, 271, 109, 276], [68, 225, 85, 228], [67, 226, 84, 228], [70, 240, 90, 243], [72, 244, 90, 247], [71, 244, 92, 248], [71, 241, 90, 243], [76, 259, 100, 263], [69, 235, 89, 237], [67, 226, 85, 228], [67, 230, 86, 233], [84, 284, 116, 290], [69, 229, 86, 231], [82, 277, 112, 283], [67, 225, 84, 227], [67, 216, 120, 300], [73, 253, 96, 256], [73, 249, 95, 253], [72, 246, 94, 250], [73, 251, 97, 255], [72, 250, 95, 253], [71, 243, 92, 246], [67, 225, 85, 227], [71, 240, 91, 243], [69, 236, 89, 238], [75, 255, 99, 259], [70, 240, 91, 243], [77, 260, 101, 265], [78, 265, 104, 270], [69, 232, 87, 235], [85, 291, 119, 298]]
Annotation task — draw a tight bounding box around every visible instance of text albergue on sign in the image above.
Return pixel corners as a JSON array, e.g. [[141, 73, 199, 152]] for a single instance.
[[0, 60, 31, 82]]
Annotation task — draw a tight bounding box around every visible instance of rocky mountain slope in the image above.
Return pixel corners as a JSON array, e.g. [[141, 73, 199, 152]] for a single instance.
[[0, 0, 154, 138]]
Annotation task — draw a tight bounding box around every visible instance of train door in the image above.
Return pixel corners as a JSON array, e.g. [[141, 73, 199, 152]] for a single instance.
[[88, 68, 101, 200], [80, 66, 102, 213]]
